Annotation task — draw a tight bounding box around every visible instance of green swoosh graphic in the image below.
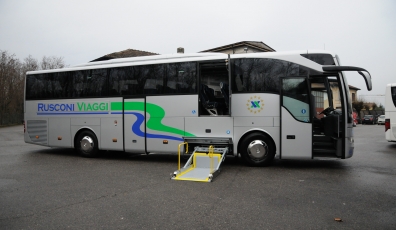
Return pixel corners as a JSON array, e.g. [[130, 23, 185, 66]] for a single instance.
[[111, 101, 195, 137]]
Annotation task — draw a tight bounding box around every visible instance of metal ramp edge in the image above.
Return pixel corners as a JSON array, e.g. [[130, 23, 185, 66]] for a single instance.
[[171, 144, 228, 182]]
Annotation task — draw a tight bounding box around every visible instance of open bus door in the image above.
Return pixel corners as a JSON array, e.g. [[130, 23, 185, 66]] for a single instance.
[[280, 77, 313, 159], [322, 65, 372, 159]]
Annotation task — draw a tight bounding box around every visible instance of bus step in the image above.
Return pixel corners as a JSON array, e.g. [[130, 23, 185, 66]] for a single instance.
[[171, 146, 228, 182], [313, 148, 336, 157], [313, 142, 333, 148], [313, 135, 333, 142]]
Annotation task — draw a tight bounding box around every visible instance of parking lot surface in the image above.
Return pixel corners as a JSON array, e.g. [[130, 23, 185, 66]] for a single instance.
[[1, 124, 395, 229]]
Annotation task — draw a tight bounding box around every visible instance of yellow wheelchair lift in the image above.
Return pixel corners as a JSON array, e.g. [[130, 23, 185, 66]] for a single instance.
[[171, 143, 228, 182]]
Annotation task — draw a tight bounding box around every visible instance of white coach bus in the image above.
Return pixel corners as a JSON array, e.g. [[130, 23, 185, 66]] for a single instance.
[[385, 83, 396, 142], [24, 51, 372, 166]]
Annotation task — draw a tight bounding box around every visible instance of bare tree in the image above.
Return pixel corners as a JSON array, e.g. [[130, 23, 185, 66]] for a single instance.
[[23, 55, 39, 72], [0, 50, 66, 125], [371, 102, 378, 111], [0, 50, 22, 125], [40, 56, 65, 70], [352, 99, 364, 118]]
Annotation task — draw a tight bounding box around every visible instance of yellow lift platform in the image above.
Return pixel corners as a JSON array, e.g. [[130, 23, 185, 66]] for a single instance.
[[171, 143, 228, 182]]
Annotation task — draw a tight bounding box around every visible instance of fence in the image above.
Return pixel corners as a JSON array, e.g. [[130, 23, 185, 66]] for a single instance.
[[0, 113, 24, 126]]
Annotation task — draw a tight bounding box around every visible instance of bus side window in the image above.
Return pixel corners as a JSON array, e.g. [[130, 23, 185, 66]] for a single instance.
[[235, 74, 244, 91]]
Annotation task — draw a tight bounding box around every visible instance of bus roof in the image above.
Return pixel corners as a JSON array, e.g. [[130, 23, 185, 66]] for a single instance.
[[26, 50, 337, 75]]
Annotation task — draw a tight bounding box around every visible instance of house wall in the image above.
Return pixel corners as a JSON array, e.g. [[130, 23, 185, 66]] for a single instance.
[[331, 85, 358, 109], [350, 89, 358, 102]]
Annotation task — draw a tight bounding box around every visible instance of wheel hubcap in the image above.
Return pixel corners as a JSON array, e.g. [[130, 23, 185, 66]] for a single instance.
[[247, 140, 268, 159], [80, 136, 94, 152]]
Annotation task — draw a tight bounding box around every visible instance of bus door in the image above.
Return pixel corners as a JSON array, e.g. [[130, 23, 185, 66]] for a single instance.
[[197, 60, 231, 117], [124, 97, 146, 153], [185, 59, 233, 140], [280, 77, 312, 159]]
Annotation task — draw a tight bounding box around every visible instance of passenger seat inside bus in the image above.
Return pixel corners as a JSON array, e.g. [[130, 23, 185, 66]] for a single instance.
[[220, 82, 229, 109], [200, 84, 219, 115]]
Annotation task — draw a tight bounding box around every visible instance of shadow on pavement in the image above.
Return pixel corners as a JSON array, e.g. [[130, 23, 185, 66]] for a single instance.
[[30, 147, 347, 170]]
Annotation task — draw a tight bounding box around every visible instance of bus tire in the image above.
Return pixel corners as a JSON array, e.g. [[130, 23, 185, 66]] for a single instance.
[[239, 133, 275, 167], [75, 130, 99, 158]]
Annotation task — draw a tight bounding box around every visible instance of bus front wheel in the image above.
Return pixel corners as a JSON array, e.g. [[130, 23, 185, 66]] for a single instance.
[[75, 130, 99, 158], [239, 133, 275, 166]]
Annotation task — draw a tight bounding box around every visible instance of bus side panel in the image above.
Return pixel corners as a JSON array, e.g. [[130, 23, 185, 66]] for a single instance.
[[146, 95, 198, 117], [281, 107, 312, 159], [24, 101, 48, 146], [231, 93, 280, 155], [385, 85, 396, 142], [124, 98, 145, 153], [145, 95, 198, 154], [387, 111, 396, 141], [185, 117, 233, 138], [101, 117, 123, 151], [48, 118, 72, 147], [146, 117, 185, 153], [231, 94, 280, 117]]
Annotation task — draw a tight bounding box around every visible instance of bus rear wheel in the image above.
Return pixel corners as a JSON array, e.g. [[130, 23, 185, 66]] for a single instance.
[[75, 130, 99, 158], [239, 133, 275, 166]]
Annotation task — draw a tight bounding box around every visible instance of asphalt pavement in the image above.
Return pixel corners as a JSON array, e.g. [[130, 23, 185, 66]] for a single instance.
[[0, 124, 395, 229]]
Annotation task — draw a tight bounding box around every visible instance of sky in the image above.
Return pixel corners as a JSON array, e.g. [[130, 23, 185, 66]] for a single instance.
[[1, 0, 395, 105]]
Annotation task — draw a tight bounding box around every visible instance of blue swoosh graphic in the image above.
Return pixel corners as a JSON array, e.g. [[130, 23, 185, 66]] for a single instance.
[[130, 112, 183, 141]]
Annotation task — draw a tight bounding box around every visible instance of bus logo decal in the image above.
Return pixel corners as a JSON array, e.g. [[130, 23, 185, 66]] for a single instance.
[[37, 102, 109, 115], [129, 112, 185, 141], [112, 102, 196, 141], [251, 101, 260, 108], [247, 96, 264, 114]]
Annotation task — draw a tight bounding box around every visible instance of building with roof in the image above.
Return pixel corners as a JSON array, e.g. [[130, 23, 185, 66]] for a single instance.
[[200, 41, 275, 54], [91, 49, 158, 62], [91, 41, 275, 62], [329, 83, 360, 109]]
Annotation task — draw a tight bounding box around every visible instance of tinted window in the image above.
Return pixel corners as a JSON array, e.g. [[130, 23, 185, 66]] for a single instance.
[[26, 72, 72, 99], [282, 78, 311, 122], [109, 66, 146, 96], [167, 62, 197, 94], [392, 87, 396, 107], [143, 64, 165, 94], [232, 58, 304, 93], [26, 62, 197, 100], [53, 72, 72, 98], [72, 69, 107, 97], [26, 74, 46, 99], [300, 54, 335, 65]]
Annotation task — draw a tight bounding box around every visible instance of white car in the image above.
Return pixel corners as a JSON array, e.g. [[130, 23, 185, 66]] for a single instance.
[[377, 115, 385, 125]]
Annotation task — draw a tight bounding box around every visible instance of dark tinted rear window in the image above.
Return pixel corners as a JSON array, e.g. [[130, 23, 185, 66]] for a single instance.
[[392, 86, 396, 107], [300, 54, 335, 65]]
